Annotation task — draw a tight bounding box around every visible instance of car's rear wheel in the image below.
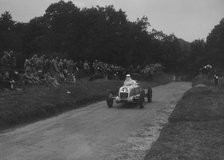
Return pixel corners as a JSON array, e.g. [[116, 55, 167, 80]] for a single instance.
[[139, 89, 145, 108], [147, 87, 152, 102], [106, 91, 114, 108]]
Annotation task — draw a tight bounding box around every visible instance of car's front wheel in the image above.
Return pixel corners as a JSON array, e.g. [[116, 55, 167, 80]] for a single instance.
[[147, 87, 152, 102], [106, 91, 114, 108], [139, 89, 145, 108]]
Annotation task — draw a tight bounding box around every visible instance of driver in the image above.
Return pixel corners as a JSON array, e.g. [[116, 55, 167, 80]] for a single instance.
[[124, 74, 137, 86]]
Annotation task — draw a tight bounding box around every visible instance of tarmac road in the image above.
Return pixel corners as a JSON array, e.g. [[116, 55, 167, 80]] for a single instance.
[[0, 82, 191, 160]]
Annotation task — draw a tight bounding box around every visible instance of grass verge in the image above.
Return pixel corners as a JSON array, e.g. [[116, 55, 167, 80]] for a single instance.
[[0, 79, 122, 130], [144, 86, 224, 160]]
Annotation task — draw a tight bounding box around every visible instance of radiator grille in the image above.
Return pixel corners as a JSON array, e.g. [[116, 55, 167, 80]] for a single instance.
[[120, 93, 128, 99]]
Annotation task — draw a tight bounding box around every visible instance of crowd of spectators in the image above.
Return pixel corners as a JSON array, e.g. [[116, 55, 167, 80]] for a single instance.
[[88, 60, 125, 80], [0, 51, 126, 90], [141, 63, 163, 75], [23, 55, 78, 87], [0, 50, 164, 90]]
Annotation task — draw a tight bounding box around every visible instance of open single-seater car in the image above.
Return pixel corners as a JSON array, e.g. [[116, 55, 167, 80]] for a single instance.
[[106, 83, 152, 108]]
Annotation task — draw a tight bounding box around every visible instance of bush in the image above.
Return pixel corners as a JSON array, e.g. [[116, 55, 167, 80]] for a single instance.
[[192, 74, 211, 87]]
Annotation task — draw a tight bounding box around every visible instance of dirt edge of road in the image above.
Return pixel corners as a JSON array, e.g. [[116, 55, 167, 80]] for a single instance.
[[144, 86, 224, 160]]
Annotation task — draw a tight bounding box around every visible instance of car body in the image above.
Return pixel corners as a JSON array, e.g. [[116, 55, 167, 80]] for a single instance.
[[106, 83, 152, 108], [115, 84, 142, 102]]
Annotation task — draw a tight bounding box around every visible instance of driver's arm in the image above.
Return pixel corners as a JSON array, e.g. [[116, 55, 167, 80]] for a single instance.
[[131, 79, 137, 85]]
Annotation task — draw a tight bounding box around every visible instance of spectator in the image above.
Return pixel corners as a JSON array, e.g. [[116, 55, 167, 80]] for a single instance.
[[46, 72, 59, 87], [0, 51, 11, 77], [58, 59, 65, 82]]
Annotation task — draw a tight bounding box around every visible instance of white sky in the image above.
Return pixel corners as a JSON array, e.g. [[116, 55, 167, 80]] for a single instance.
[[0, 0, 223, 42]]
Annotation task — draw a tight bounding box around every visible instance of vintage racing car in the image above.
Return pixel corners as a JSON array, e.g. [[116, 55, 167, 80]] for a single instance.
[[106, 83, 152, 108]]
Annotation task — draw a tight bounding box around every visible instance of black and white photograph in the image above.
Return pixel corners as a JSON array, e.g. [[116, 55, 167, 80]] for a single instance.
[[0, 0, 223, 159]]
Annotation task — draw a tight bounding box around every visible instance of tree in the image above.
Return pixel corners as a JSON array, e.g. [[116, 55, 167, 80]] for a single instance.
[[43, 0, 80, 54], [188, 39, 206, 75], [0, 11, 15, 51], [0, 1, 196, 75], [206, 18, 224, 68]]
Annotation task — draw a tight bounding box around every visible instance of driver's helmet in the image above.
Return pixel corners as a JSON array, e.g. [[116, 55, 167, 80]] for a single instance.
[[125, 74, 131, 80], [126, 74, 131, 77]]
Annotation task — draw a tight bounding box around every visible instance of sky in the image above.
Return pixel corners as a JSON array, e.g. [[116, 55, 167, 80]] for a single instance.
[[0, 0, 223, 42]]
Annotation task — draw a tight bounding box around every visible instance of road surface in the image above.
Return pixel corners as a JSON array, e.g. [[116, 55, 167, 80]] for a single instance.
[[0, 82, 191, 160]]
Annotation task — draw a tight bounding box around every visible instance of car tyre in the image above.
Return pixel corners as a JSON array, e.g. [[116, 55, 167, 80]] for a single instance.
[[106, 91, 113, 108], [147, 87, 152, 102], [139, 89, 145, 108]]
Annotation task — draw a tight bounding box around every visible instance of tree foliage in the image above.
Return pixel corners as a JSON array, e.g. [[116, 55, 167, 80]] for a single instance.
[[206, 18, 224, 68], [0, 11, 15, 51]]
